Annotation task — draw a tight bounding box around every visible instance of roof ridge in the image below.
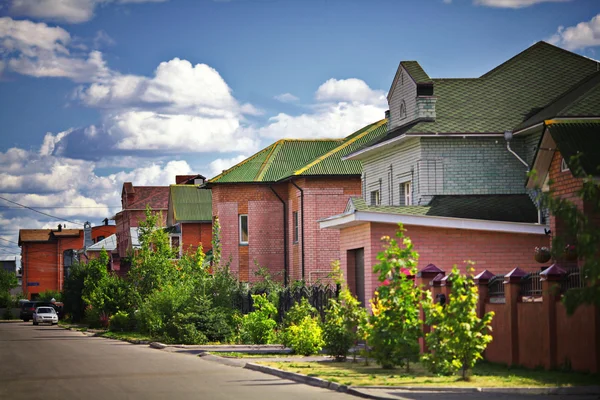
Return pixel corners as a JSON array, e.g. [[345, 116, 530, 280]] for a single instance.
[[292, 119, 386, 176]]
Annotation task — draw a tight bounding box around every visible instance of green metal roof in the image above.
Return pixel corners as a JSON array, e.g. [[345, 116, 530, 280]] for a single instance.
[[401, 61, 433, 84], [209, 139, 340, 183], [170, 185, 212, 222], [400, 42, 600, 135], [349, 194, 538, 223], [547, 120, 600, 177]]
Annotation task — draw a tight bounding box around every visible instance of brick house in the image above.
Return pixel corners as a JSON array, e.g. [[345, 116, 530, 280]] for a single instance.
[[166, 184, 213, 256], [320, 42, 600, 303], [206, 120, 388, 284], [18, 223, 116, 299]]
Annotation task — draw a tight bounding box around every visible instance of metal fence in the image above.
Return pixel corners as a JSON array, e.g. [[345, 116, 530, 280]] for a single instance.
[[488, 275, 505, 298], [519, 271, 543, 297]]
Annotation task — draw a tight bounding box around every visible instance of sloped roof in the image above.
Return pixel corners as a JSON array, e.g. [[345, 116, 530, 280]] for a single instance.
[[547, 120, 600, 177], [86, 234, 117, 252], [170, 185, 212, 222], [348, 194, 538, 223], [293, 120, 387, 176], [386, 42, 600, 137], [126, 186, 170, 209]]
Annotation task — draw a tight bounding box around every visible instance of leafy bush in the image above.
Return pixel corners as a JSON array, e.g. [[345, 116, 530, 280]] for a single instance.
[[240, 294, 277, 344], [109, 311, 131, 332], [422, 263, 494, 380], [323, 263, 366, 361], [287, 315, 324, 355], [368, 225, 423, 370]]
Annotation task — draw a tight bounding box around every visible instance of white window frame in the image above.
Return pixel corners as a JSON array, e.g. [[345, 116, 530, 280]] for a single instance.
[[561, 157, 570, 172], [403, 181, 412, 206], [239, 214, 249, 245], [370, 190, 381, 206]]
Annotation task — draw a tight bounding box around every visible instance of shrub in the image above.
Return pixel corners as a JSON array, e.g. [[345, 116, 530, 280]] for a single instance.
[[240, 294, 277, 344], [287, 315, 324, 355], [368, 225, 423, 370], [109, 311, 131, 332], [422, 263, 494, 380]]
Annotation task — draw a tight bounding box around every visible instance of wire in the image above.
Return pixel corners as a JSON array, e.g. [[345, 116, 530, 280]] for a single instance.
[[0, 195, 84, 226]]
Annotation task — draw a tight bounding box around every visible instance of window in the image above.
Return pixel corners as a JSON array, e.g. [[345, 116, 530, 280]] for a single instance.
[[169, 235, 181, 258], [239, 214, 249, 245], [561, 157, 570, 172], [292, 211, 299, 243], [370, 190, 381, 206], [400, 181, 412, 206]]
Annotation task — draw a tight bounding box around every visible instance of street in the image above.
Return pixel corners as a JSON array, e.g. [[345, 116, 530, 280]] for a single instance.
[[1, 323, 598, 400]]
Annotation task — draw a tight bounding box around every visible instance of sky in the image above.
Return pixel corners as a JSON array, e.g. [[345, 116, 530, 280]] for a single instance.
[[0, 0, 599, 258]]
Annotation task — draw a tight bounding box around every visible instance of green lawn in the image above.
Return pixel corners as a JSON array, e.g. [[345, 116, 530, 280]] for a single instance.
[[259, 361, 600, 388], [96, 331, 154, 342]]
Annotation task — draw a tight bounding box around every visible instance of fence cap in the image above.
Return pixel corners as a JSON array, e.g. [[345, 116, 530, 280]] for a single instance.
[[503, 267, 527, 283], [474, 269, 495, 284], [540, 264, 567, 281], [417, 263, 444, 278], [430, 272, 445, 286]]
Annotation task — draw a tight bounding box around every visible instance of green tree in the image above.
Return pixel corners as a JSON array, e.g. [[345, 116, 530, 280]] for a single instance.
[[368, 224, 423, 371], [537, 155, 600, 314], [422, 263, 494, 380]]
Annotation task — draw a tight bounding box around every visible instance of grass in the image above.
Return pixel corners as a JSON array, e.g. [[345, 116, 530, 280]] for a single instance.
[[259, 361, 600, 388], [212, 351, 303, 358], [96, 331, 154, 342]]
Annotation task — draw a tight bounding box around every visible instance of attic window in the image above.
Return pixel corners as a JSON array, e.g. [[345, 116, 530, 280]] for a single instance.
[[560, 157, 570, 172], [400, 100, 406, 120]]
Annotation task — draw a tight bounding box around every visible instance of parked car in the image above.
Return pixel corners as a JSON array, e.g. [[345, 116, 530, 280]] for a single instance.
[[20, 301, 61, 322], [32, 307, 58, 326]]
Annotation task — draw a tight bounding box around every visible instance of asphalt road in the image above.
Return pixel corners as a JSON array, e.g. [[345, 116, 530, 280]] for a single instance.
[[1, 322, 598, 400]]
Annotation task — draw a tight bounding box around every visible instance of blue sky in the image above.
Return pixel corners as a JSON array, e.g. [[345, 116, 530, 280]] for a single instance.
[[0, 0, 599, 256]]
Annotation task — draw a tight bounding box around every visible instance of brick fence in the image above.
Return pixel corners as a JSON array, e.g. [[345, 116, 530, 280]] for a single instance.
[[416, 264, 600, 373]]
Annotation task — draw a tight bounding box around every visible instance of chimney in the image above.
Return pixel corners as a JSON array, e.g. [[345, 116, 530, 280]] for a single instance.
[[57, 224, 62, 232]]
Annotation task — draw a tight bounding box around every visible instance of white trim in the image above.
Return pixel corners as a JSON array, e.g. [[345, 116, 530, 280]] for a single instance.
[[344, 133, 504, 161], [319, 210, 548, 235], [239, 214, 249, 245]]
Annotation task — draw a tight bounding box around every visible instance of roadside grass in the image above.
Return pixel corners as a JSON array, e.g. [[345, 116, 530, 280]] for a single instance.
[[96, 331, 154, 342], [258, 361, 600, 388], [211, 351, 301, 358]]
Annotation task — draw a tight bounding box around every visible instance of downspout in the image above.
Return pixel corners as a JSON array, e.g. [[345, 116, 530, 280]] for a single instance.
[[269, 185, 288, 286], [290, 180, 305, 282]]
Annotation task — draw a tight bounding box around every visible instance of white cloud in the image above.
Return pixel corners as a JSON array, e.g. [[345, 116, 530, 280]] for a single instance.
[[547, 14, 600, 51], [315, 78, 386, 105], [274, 93, 299, 103], [209, 155, 248, 177], [8, 0, 169, 24], [0, 18, 110, 82], [474, 0, 571, 7]]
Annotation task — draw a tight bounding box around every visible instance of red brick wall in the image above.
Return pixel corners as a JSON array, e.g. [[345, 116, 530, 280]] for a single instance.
[[181, 222, 212, 255], [340, 222, 550, 301]]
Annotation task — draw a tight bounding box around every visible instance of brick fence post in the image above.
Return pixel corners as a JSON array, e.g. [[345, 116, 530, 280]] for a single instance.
[[474, 270, 494, 319], [416, 264, 444, 353], [504, 267, 526, 366], [540, 264, 566, 370]]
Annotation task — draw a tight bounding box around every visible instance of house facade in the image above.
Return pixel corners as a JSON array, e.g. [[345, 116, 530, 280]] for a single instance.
[[320, 42, 599, 303], [19, 224, 116, 299], [206, 120, 388, 284]]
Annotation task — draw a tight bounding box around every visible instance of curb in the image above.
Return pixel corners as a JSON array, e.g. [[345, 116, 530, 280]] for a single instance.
[[244, 363, 348, 393]]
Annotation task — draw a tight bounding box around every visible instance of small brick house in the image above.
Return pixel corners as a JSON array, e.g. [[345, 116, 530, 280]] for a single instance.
[[320, 42, 600, 303], [18, 224, 116, 299], [206, 120, 388, 284]]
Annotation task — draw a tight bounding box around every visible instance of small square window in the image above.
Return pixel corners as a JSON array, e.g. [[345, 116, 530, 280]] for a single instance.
[[292, 211, 299, 243], [370, 190, 381, 206], [561, 157, 570, 172], [239, 214, 248, 245]]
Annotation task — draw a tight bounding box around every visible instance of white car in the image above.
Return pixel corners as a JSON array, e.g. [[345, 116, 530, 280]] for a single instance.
[[33, 307, 58, 326]]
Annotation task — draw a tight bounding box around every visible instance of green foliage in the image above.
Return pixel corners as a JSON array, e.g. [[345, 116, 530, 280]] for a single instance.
[[38, 290, 62, 302], [323, 261, 367, 361], [287, 315, 324, 355], [422, 264, 494, 380], [535, 155, 600, 314], [109, 311, 131, 332], [368, 224, 423, 370], [240, 294, 277, 344]]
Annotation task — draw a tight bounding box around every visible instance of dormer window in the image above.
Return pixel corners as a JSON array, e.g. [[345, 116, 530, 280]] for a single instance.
[[399, 100, 406, 120]]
